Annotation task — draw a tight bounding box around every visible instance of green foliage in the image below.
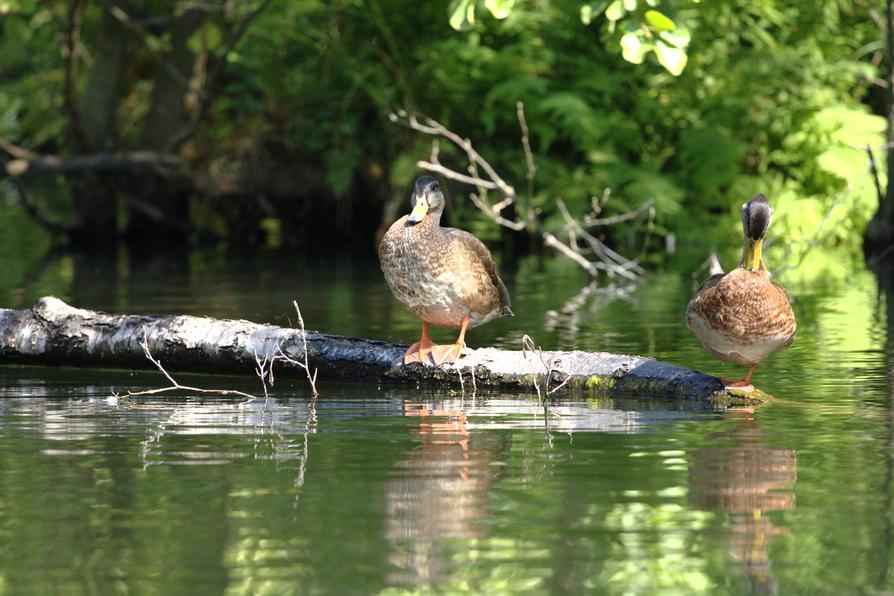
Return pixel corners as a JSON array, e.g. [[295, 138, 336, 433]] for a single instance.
[[0, 0, 885, 264]]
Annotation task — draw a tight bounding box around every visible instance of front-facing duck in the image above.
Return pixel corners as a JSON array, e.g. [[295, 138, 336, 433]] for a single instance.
[[686, 194, 796, 388], [378, 176, 513, 365]]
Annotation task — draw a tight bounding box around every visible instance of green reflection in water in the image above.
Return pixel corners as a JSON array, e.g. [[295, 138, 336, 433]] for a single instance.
[[1, 203, 893, 594]]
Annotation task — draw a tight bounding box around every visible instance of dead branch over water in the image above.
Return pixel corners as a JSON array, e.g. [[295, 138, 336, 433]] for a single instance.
[[389, 106, 653, 283], [0, 297, 758, 406]]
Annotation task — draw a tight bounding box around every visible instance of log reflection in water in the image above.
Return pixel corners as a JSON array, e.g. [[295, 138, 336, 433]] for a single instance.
[[689, 411, 796, 594], [384, 400, 508, 586]]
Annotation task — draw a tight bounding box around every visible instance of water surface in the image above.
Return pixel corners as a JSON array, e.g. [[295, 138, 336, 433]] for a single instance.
[[0, 205, 891, 594]]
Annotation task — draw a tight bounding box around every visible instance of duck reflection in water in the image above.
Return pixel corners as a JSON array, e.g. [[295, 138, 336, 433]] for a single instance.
[[384, 399, 507, 586], [689, 410, 796, 594]]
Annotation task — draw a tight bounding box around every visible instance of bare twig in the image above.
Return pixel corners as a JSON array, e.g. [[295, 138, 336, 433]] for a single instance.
[[517, 101, 537, 207], [522, 335, 543, 402], [637, 205, 656, 262], [254, 352, 273, 404], [295, 395, 317, 490], [115, 299, 319, 405], [583, 199, 654, 226], [390, 109, 651, 284], [114, 334, 258, 402], [416, 160, 499, 189], [391, 111, 524, 229], [555, 199, 644, 280], [542, 232, 600, 277], [275, 301, 320, 397], [521, 334, 570, 400]]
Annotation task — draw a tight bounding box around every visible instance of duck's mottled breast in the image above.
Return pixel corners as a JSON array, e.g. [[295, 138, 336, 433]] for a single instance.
[[378, 216, 511, 329], [685, 268, 796, 364]]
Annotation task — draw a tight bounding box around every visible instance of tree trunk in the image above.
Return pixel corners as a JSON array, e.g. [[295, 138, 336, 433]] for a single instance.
[[71, 5, 134, 249], [0, 297, 762, 406], [127, 9, 205, 247], [866, 0, 894, 257]]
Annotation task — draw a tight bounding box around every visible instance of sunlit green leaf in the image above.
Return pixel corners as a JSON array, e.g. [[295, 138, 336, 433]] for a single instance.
[[620, 32, 648, 64], [658, 27, 691, 49], [819, 106, 886, 146], [817, 146, 867, 180], [580, 5, 593, 25], [605, 0, 625, 22], [622, 0, 637, 11], [485, 0, 515, 19], [449, 0, 476, 31], [654, 40, 687, 75], [580, 1, 610, 25], [644, 10, 675, 31]]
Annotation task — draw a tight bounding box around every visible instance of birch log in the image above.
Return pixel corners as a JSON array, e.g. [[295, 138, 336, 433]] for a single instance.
[[0, 297, 762, 406]]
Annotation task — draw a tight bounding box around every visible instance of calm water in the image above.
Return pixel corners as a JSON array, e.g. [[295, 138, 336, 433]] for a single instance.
[[0, 206, 892, 594]]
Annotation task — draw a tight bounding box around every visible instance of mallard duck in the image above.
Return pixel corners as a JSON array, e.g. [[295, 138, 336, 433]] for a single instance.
[[686, 194, 796, 388], [378, 176, 513, 365]]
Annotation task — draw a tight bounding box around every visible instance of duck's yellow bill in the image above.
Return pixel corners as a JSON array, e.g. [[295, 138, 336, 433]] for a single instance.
[[746, 238, 762, 271], [407, 196, 429, 223]]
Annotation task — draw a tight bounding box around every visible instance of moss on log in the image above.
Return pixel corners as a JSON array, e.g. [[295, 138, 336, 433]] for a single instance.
[[0, 297, 763, 406]]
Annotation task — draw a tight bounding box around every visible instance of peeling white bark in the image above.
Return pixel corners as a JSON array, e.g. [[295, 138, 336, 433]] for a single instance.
[[0, 297, 758, 406]]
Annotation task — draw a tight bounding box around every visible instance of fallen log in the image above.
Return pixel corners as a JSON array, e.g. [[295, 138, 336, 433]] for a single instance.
[[0, 297, 762, 406]]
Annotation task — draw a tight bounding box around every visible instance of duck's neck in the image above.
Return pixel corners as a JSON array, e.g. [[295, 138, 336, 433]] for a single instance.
[[417, 209, 444, 229], [740, 237, 765, 272], [405, 209, 443, 233]]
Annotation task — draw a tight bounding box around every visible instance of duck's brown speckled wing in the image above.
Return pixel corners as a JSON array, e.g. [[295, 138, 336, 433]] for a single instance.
[[694, 273, 725, 295], [446, 228, 513, 316], [771, 280, 797, 347], [686, 268, 796, 365]]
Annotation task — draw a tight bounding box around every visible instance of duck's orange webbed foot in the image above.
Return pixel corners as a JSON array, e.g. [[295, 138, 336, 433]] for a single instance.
[[404, 322, 434, 365], [428, 314, 470, 366], [721, 378, 754, 390], [404, 341, 433, 364], [429, 341, 466, 365], [721, 363, 758, 391]]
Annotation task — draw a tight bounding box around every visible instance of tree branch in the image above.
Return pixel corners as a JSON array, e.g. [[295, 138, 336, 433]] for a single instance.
[[516, 100, 537, 212], [63, 0, 89, 151], [3, 143, 187, 181], [6, 179, 78, 234], [167, 0, 275, 151], [390, 109, 652, 282]]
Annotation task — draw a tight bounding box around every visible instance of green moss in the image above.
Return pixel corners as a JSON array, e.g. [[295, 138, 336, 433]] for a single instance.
[[586, 375, 615, 394], [521, 374, 540, 387]]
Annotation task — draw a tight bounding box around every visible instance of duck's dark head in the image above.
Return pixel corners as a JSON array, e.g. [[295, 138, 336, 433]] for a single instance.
[[406, 176, 445, 225], [740, 194, 773, 271]]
